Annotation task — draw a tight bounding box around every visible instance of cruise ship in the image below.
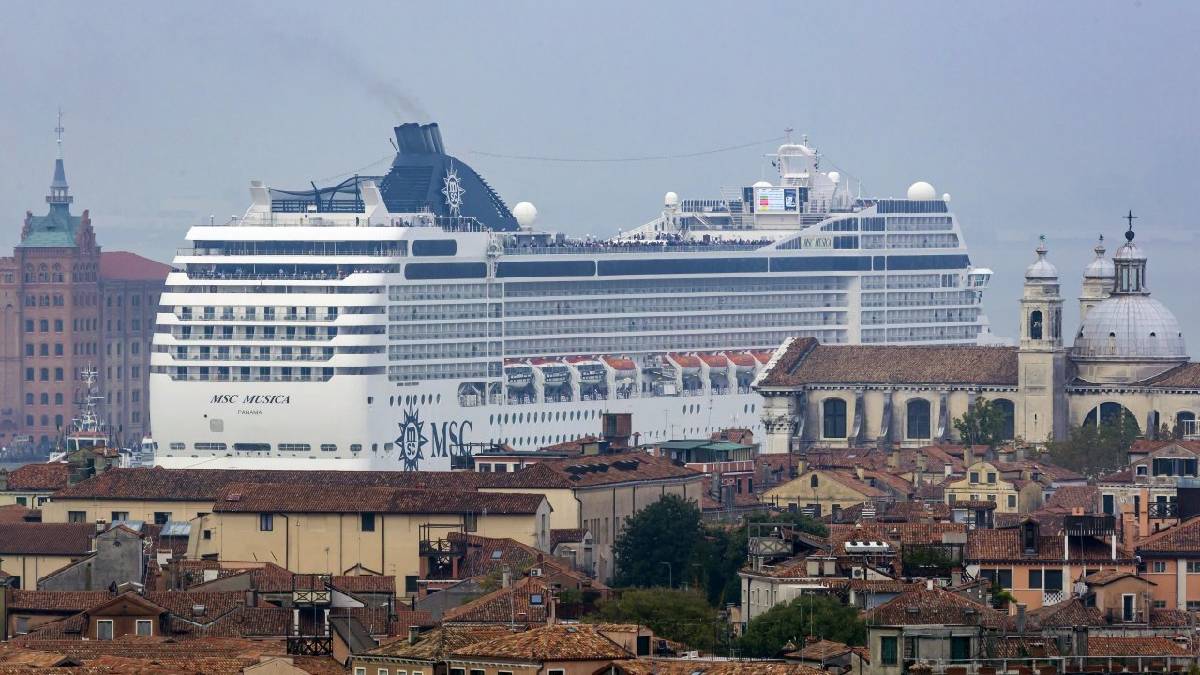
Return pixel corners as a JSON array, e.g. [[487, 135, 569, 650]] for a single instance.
[[150, 123, 994, 470]]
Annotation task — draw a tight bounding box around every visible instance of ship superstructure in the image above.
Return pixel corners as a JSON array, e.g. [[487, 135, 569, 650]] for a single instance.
[[150, 124, 993, 470]]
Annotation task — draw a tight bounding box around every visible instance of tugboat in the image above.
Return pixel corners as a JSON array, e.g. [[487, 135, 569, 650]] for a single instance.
[[51, 367, 121, 480]]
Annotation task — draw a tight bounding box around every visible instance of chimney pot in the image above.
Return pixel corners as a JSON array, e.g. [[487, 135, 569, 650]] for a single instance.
[[408, 625, 420, 644]]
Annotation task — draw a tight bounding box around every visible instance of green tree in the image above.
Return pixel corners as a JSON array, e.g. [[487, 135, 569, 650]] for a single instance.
[[738, 594, 866, 657], [692, 511, 828, 607], [587, 588, 721, 652], [1046, 410, 1140, 477], [612, 494, 703, 588], [953, 397, 1009, 448]]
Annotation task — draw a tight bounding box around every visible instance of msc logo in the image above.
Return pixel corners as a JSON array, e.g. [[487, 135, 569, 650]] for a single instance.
[[395, 407, 428, 472]]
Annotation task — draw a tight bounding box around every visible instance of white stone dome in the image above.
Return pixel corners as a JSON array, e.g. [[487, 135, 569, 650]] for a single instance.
[[1073, 295, 1186, 361], [1025, 243, 1058, 280], [1084, 239, 1115, 279]]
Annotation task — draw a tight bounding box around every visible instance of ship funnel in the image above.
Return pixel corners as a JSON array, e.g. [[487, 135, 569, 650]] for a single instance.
[[394, 122, 445, 155]]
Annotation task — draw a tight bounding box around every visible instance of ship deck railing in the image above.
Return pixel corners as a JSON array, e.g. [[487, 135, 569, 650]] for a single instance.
[[502, 240, 777, 255]]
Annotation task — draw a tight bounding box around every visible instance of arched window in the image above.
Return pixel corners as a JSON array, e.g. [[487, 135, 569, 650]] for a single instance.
[[992, 398, 1015, 440], [907, 399, 931, 439], [1083, 402, 1138, 432], [810, 474, 819, 488], [1029, 310, 1043, 340], [822, 398, 848, 439], [1176, 411, 1196, 438]]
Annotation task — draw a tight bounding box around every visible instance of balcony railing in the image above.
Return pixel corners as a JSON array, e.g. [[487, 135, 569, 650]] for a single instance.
[[1148, 501, 1179, 519]]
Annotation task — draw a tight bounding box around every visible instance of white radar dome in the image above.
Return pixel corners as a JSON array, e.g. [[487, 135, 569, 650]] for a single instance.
[[664, 191, 679, 208], [942, 193, 951, 203], [828, 171, 841, 183], [752, 180, 772, 188], [907, 181, 937, 201], [512, 202, 538, 229]]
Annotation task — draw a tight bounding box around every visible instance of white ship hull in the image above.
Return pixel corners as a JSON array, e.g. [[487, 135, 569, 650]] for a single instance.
[[150, 374, 762, 470]]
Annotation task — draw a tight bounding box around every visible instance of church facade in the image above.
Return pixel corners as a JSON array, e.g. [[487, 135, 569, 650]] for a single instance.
[[755, 223, 1200, 453]]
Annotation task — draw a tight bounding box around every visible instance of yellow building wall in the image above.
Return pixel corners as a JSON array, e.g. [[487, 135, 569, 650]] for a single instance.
[[193, 505, 546, 592], [41, 498, 216, 525], [945, 462, 1020, 513], [4, 553, 80, 588], [0, 491, 52, 508], [763, 470, 871, 514], [483, 487, 577, 532]]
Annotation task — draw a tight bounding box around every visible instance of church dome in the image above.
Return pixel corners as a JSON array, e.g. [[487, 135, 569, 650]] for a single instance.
[[1073, 295, 1186, 361], [1071, 218, 1187, 381]]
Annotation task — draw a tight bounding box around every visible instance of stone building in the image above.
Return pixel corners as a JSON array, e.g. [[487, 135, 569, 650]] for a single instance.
[[0, 125, 169, 449], [756, 221, 1200, 453]]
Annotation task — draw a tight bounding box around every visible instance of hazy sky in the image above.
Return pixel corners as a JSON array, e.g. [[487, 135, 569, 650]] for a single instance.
[[2, 2, 1197, 351]]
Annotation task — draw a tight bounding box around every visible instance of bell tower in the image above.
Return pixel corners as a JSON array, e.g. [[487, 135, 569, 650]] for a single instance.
[[1017, 237, 1068, 443]]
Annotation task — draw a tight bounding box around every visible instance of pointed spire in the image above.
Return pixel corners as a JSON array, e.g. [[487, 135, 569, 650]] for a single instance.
[[1094, 234, 1106, 259], [46, 108, 72, 208]]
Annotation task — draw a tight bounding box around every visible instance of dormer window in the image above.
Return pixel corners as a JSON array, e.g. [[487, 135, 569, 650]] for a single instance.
[[1021, 520, 1038, 555]]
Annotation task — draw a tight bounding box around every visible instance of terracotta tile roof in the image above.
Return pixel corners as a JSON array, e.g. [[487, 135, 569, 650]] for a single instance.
[[818, 471, 888, 498], [52, 467, 500, 501], [1149, 608, 1195, 627], [0, 503, 34, 523], [442, 576, 565, 625], [989, 637, 1062, 658], [616, 662, 825, 675], [829, 522, 964, 551], [1137, 516, 1200, 555], [1021, 598, 1105, 629], [493, 452, 702, 489], [966, 528, 1118, 563], [550, 528, 589, 549], [847, 579, 921, 594], [369, 625, 516, 660], [144, 591, 247, 623], [1084, 569, 1150, 586], [789, 638, 853, 661], [864, 587, 1004, 627], [1087, 636, 1192, 657], [8, 635, 285, 667], [1144, 362, 1200, 388], [0, 523, 93, 556], [1045, 485, 1098, 511], [8, 590, 112, 612], [4, 462, 69, 490], [450, 623, 630, 661], [756, 337, 1018, 388], [98, 250, 172, 281], [212, 482, 545, 515]]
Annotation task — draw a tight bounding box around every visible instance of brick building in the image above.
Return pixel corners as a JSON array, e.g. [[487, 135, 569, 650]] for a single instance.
[[0, 126, 169, 450]]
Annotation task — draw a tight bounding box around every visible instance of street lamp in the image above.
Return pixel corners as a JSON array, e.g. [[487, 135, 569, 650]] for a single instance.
[[659, 561, 673, 589]]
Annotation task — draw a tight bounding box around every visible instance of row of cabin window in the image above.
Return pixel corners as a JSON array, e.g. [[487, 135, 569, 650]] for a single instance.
[[819, 397, 1016, 440]]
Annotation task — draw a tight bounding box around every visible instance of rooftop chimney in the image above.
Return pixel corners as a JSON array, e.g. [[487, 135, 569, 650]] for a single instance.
[[408, 625, 420, 645], [964, 447, 975, 468], [501, 569, 512, 588], [1015, 604, 1027, 633]]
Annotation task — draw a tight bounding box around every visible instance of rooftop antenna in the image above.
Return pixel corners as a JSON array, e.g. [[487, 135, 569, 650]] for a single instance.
[[55, 108, 65, 158], [388, 136, 399, 152]]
